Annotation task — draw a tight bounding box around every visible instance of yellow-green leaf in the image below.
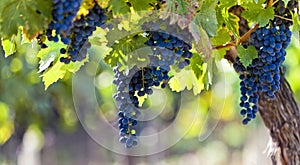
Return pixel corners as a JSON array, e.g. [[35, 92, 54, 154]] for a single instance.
[[168, 69, 205, 95], [1, 37, 17, 57]]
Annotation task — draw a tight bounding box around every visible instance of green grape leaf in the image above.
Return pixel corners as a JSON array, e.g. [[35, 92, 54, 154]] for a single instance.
[[237, 45, 258, 68], [292, 12, 300, 32], [37, 40, 66, 73], [194, 0, 218, 37], [168, 69, 205, 95], [128, 47, 152, 69], [42, 61, 66, 90], [38, 40, 88, 89], [210, 28, 231, 45], [104, 34, 148, 70], [129, 0, 156, 11], [190, 53, 205, 79], [105, 27, 130, 47], [0, 0, 52, 40], [1, 37, 17, 57], [42, 56, 88, 90], [195, 26, 213, 60], [210, 28, 232, 58], [173, 0, 191, 16], [108, 0, 130, 16], [216, 0, 239, 38], [242, 5, 274, 27], [189, 23, 201, 42]]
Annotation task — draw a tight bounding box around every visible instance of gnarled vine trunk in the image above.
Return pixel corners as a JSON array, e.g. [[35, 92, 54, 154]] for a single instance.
[[258, 74, 300, 165]]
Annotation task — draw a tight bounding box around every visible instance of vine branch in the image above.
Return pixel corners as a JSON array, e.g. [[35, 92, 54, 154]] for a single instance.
[[213, 24, 259, 50]]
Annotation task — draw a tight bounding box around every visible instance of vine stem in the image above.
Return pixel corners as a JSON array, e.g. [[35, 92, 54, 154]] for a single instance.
[[213, 24, 259, 50], [268, 0, 273, 7], [274, 15, 293, 22]]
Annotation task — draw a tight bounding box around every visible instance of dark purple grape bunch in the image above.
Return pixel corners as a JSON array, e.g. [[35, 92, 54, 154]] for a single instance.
[[144, 31, 193, 70], [47, 0, 82, 44], [37, 0, 82, 48], [113, 66, 141, 148], [113, 18, 195, 148], [113, 65, 170, 148], [271, 0, 298, 27], [60, 3, 107, 63], [128, 67, 169, 108], [234, 25, 292, 124]]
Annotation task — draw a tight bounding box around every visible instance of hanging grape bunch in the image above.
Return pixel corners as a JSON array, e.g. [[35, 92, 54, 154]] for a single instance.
[[37, 0, 107, 64], [112, 18, 194, 148], [233, 0, 296, 124]]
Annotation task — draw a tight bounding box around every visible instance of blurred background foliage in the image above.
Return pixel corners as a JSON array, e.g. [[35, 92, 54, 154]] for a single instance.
[[0, 35, 299, 165]]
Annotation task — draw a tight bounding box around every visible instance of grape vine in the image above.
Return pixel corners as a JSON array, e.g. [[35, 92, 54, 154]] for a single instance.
[[234, 0, 296, 124]]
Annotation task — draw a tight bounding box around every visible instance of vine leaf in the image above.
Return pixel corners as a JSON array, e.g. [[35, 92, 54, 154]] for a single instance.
[[42, 61, 66, 90], [237, 45, 258, 68], [190, 53, 205, 79], [37, 40, 88, 89], [194, 26, 213, 60], [41, 56, 88, 90], [104, 34, 148, 70], [194, 0, 218, 37], [210, 28, 231, 58], [216, 0, 239, 38], [0, 0, 52, 40], [242, 5, 274, 27], [292, 12, 300, 32], [108, 0, 130, 16], [37, 40, 65, 73], [1, 37, 17, 57], [168, 69, 205, 95], [128, 47, 151, 69], [129, 0, 156, 11]]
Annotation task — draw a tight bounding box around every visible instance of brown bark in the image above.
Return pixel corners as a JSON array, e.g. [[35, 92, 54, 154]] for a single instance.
[[258, 74, 300, 165]]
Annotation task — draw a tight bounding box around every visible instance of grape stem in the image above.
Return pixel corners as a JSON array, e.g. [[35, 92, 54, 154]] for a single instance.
[[274, 15, 293, 22], [268, 0, 273, 7], [213, 24, 259, 50]]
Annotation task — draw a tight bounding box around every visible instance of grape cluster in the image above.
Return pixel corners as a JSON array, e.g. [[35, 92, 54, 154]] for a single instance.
[[114, 65, 172, 148], [128, 67, 169, 107], [272, 0, 298, 27], [47, 0, 82, 44], [113, 19, 194, 147], [37, 1, 107, 64], [60, 4, 106, 63], [113, 66, 140, 148], [234, 25, 292, 124], [145, 31, 193, 70]]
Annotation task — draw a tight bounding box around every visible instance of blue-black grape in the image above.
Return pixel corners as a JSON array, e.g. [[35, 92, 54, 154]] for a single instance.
[[271, 0, 298, 27], [144, 31, 193, 70], [37, 2, 106, 63], [60, 4, 106, 63], [47, 0, 82, 44], [113, 19, 194, 148], [113, 66, 140, 148], [235, 25, 292, 124]]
